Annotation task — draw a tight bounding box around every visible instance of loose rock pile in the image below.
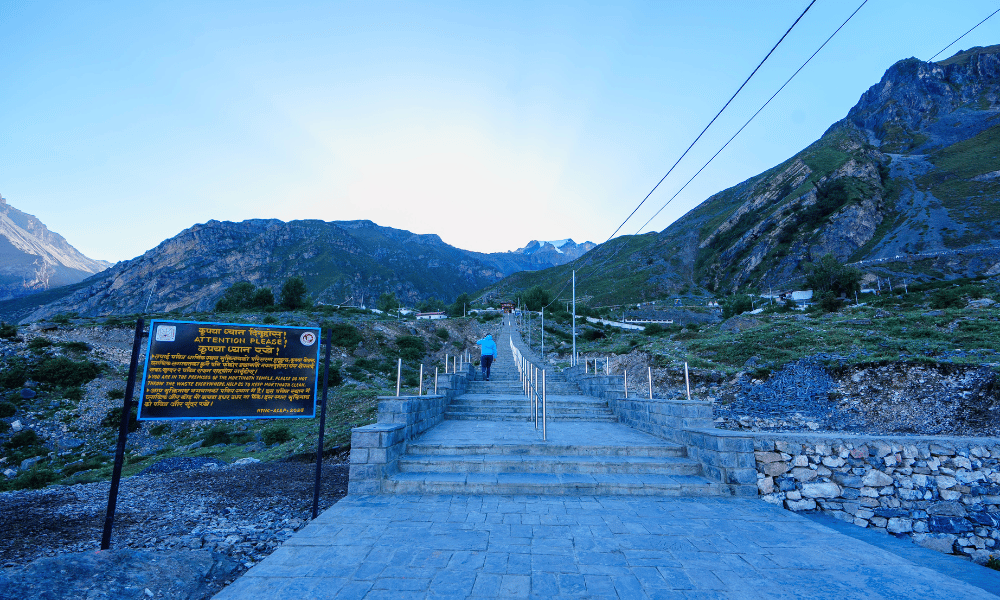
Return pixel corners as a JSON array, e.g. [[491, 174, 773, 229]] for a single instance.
[[0, 458, 349, 599], [754, 436, 1000, 564]]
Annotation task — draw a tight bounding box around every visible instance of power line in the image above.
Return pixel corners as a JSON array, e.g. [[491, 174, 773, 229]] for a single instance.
[[602, 0, 817, 244], [635, 0, 869, 235], [928, 6, 1000, 62]]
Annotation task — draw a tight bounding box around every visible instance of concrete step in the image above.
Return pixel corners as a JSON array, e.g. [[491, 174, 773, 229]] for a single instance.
[[406, 441, 688, 458], [398, 454, 702, 475], [383, 472, 736, 496]]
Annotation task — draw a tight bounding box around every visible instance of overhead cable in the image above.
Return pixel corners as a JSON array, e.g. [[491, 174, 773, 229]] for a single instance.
[[928, 6, 1000, 62], [635, 0, 869, 235], [602, 0, 817, 244]]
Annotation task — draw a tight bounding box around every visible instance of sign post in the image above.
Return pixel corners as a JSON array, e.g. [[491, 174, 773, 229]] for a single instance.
[[101, 319, 323, 550]]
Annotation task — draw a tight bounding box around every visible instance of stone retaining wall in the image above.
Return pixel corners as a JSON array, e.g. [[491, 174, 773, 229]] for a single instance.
[[348, 364, 471, 494], [565, 368, 756, 495], [751, 432, 1000, 564]]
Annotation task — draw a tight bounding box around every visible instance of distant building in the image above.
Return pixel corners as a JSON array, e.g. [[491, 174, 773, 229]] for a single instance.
[[416, 311, 447, 320], [791, 290, 814, 306], [500, 302, 515, 314]]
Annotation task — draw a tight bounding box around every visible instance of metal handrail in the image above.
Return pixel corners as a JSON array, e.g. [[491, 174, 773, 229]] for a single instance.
[[510, 336, 546, 440]]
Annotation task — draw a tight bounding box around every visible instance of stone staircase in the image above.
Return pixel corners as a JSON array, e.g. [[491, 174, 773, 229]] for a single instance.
[[385, 327, 730, 496]]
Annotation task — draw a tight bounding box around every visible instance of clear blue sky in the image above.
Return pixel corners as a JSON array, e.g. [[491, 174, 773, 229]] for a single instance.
[[2, 1, 998, 263]]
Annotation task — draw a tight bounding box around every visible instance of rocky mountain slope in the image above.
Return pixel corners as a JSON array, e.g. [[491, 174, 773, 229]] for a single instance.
[[491, 45, 1000, 305], [0, 197, 110, 302], [8, 219, 592, 321]]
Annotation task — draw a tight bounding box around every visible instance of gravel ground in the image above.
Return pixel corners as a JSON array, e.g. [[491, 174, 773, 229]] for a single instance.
[[0, 458, 349, 599]]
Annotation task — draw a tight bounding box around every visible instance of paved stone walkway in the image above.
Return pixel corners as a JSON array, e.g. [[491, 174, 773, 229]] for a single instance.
[[213, 493, 999, 599]]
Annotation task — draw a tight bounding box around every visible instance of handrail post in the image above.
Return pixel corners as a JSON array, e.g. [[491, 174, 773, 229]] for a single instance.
[[445, 353, 449, 374], [396, 358, 402, 397], [542, 369, 547, 441], [685, 361, 691, 401], [648, 366, 653, 400], [624, 369, 628, 398], [434, 367, 438, 395], [418, 364, 423, 396]]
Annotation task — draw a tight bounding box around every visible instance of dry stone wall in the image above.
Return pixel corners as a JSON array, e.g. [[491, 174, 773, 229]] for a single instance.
[[752, 433, 1000, 564]]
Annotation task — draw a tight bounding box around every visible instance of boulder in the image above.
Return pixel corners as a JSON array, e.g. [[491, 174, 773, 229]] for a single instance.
[[801, 482, 841, 499]]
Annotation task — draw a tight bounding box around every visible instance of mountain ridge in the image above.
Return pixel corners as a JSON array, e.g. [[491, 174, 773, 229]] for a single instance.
[[8, 218, 595, 322], [0, 196, 111, 302]]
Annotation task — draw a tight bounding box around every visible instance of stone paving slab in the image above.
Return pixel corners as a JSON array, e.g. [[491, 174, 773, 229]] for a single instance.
[[213, 494, 999, 600]]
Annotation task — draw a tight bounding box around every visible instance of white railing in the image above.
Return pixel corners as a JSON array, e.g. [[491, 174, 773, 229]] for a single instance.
[[510, 337, 547, 441]]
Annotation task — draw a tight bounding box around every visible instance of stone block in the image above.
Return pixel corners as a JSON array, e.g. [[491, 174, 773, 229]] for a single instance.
[[822, 456, 846, 468], [870, 517, 888, 528], [761, 461, 789, 477], [862, 470, 894, 487], [348, 479, 381, 495], [935, 475, 957, 489], [350, 448, 369, 463], [928, 515, 972, 534], [841, 487, 860, 500], [727, 468, 758, 485], [801, 482, 841, 499], [755, 451, 783, 464], [929, 444, 956, 457], [832, 473, 863, 488], [352, 430, 381, 449], [970, 512, 1000, 528], [785, 499, 816, 511], [790, 467, 817, 482], [349, 463, 379, 481], [914, 533, 958, 554], [849, 446, 869, 459], [757, 477, 774, 495]]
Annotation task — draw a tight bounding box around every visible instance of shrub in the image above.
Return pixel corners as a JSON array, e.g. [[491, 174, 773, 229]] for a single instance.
[[805, 254, 862, 297], [4, 429, 41, 449], [817, 291, 844, 313], [63, 387, 84, 402], [203, 426, 232, 446], [101, 407, 139, 432], [149, 424, 170, 436], [327, 323, 363, 348], [58, 341, 92, 353], [107, 389, 126, 400], [643, 324, 665, 336], [345, 365, 367, 380], [0, 421, 8, 434], [17, 468, 58, 490], [0, 360, 27, 389], [28, 337, 53, 351], [396, 335, 426, 362], [52, 313, 73, 325], [722, 295, 754, 319], [435, 328, 450, 340], [0, 322, 17, 339], [215, 281, 256, 312], [581, 329, 605, 341], [262, 424, 292, 445], [930, 288, 963, 309], [0, 401, 16, 418], [262, 315, 279, 324], [33, 357, 102, 387]]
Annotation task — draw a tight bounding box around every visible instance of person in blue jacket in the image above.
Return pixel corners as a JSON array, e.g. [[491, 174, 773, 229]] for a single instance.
[[476, 333, 497, 381]]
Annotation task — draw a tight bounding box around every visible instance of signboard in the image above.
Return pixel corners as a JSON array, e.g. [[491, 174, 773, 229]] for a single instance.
[[138, 320, 321, 420]]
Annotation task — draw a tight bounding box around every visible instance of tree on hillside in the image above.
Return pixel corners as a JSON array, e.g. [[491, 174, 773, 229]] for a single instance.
[[722, 294, 753, 319], [279, 276, 310, 310], [251, 287, 275, 309], [448, 293, 471, 317], [377, 292, 400, 314], [216, 282, 257, 312], [805, 254, 862, 297], [522, 286, 552, 311], [418, 297, 445, 312]]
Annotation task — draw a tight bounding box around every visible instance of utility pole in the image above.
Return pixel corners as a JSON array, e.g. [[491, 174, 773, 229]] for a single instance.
[[572, 270, 577, 367]]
